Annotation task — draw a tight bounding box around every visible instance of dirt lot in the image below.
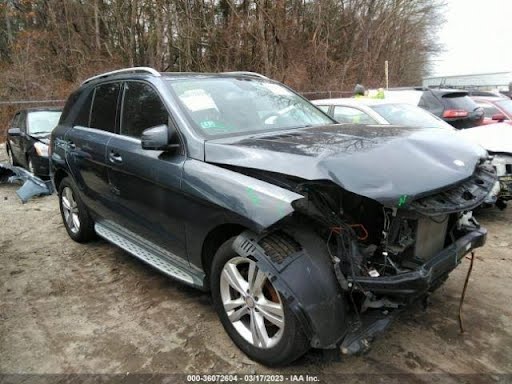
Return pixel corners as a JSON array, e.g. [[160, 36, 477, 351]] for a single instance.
[[1, 143, 511, 383]]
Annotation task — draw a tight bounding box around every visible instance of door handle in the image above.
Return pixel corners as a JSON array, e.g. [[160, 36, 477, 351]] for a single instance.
[[108, 151, 123, 164]]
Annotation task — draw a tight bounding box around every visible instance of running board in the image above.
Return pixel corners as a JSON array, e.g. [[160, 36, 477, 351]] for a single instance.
[[94, 221, 204, 288]]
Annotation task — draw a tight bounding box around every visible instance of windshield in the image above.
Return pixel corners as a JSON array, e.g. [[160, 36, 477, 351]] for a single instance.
[[496, 99, 512, 116], [27, 111, 62, 135], [166, 78, 334, 137], [370, 103, 453, 129]]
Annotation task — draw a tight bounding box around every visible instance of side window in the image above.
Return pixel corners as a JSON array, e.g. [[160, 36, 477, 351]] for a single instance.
[[60, 90, 81, 124], [121, 82, 169, 138], [316, 105, 330, 113], [11, 113, 20, 128], [419, 92, 443, 116], [90, 82, 121, 132], [476, 102, 500, 118], [74, 89, 94, 127], [19, 113, 26, 131], [333, 106, 377, 124]]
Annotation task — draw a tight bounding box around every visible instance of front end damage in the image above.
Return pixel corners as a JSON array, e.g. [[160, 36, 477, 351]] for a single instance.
[[232, 162, 496, 355]]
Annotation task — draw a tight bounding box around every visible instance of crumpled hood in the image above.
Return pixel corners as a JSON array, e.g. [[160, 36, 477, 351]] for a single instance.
[[457, 123, 512, 154], [205, 124, 487, 206]]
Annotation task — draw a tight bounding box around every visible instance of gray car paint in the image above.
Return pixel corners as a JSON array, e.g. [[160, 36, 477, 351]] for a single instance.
[[205, 124, 487, 207]]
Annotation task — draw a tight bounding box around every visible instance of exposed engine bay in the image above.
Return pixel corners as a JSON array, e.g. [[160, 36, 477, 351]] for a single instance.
[[242, 162, 495, 317], [228, 156, 495, 354]]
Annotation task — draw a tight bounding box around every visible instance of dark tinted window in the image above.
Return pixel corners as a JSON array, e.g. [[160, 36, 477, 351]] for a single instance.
[[441, 94, 478, 111], [60, 90, 81, 124], [19, 113, 26, 131], [419, 91, 443, 116], [11, 113, 21, 128], [90, 83, 121, 132], [74, 90, 94, 127], [121, 82, 168, 138]]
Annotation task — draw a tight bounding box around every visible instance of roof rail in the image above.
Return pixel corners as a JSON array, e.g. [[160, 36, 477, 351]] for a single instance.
[[222, 71, 269, 79], [82, 67, 161, 85]]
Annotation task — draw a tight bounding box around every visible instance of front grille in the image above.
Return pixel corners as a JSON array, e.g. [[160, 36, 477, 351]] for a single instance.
[[410, 163, 497, 215]]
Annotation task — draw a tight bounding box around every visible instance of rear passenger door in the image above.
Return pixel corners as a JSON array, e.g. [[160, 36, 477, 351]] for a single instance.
[[105, 81, 188, 259], [65, 82, 121, 219]]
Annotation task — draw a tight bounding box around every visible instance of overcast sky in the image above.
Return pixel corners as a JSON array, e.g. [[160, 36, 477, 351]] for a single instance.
[[431, 0, 512, 76]]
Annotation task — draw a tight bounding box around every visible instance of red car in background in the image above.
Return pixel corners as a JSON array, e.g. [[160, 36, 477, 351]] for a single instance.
[[472, 97, 512, 126]]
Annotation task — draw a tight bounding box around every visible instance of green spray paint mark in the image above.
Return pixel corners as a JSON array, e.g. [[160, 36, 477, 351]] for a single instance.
[[246, 187, 261, 206], [398, 195, 408, 207]]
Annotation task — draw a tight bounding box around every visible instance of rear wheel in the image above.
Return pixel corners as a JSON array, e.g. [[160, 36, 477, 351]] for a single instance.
[[211, 237, 309, 366], [58, 177, 96, 243]]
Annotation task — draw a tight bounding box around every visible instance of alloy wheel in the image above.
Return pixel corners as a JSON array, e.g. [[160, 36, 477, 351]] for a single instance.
[[220, 257, 285, 349], [61, 187, 80, 234]]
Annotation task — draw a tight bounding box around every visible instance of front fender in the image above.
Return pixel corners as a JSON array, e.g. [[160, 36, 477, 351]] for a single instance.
[[182, 159, 303, 231], [233, 229, 348, 349]]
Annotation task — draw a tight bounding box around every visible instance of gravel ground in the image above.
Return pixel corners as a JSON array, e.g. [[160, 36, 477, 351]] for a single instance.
[[1, 143, 511, 383]]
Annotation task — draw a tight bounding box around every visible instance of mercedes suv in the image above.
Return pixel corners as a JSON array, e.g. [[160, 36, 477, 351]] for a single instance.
[[50, 67, 495, 366]]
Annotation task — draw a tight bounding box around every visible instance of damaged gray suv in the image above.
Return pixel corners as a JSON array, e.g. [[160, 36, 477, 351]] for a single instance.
[[50, 67, 496, 366]]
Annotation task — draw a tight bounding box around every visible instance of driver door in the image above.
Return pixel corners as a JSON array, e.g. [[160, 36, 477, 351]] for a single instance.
[[106, 81, 188, 260]]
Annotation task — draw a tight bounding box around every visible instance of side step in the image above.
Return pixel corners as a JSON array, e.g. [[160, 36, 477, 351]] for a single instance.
[[94, 221, 204, 288]]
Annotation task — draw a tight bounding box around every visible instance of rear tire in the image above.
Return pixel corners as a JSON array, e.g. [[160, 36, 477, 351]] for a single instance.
[[58, 177, 96, 243], [211, 237, 309, 366]]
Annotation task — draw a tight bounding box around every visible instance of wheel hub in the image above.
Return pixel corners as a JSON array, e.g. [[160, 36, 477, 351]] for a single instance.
[[245, 296, 256, 309]]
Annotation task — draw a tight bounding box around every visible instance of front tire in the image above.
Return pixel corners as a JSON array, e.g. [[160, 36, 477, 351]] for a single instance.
[[58, 177, 96, 243], [211, 238, 309, 366]]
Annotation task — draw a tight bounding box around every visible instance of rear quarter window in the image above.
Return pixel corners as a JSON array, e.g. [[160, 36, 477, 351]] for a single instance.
[[90, 82, 121, 132], [418, 92, 443, 116], [59, 90, 81, 125]]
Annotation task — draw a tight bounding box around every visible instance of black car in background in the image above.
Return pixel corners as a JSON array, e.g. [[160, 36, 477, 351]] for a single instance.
[[50, 68, 494, 366], [384, 88, 484, 129], [5, 107, 62, 177]]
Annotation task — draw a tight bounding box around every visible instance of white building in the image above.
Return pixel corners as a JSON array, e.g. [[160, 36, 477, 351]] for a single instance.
[[422, 72, 512, 91]]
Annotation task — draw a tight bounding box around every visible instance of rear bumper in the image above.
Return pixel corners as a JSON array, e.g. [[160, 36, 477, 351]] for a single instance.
[[349, 227, 487, 297]]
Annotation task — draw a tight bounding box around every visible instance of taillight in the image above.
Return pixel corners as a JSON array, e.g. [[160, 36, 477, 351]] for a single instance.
[[443, 109, 469, 118]]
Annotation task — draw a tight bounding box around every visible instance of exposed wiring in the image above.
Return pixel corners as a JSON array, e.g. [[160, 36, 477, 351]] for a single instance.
[[458, 251, 475, 334]]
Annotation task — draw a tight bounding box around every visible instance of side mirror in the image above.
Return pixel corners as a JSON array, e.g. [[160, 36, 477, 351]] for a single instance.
[[141, 124, 178, 150], [7, 127, 22, 136], [492, 113, 506, 122]]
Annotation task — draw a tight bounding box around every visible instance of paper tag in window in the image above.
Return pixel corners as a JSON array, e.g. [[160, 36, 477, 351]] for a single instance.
[[180, 90, 218, 112]]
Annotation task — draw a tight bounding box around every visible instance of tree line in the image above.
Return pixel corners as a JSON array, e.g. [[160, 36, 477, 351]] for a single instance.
[[0, 0, 444, 135]]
